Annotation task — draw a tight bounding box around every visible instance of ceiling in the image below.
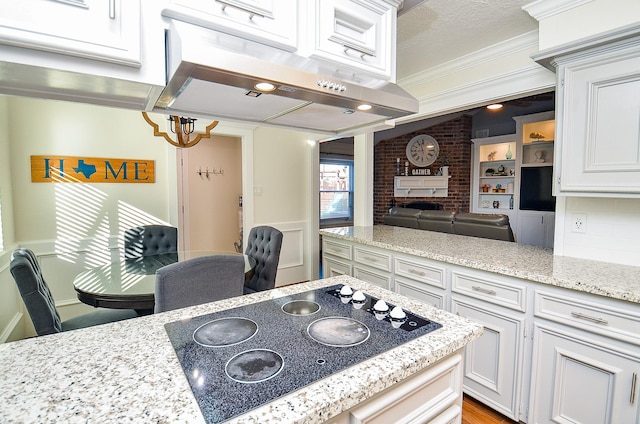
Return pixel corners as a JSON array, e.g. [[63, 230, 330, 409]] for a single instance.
[[396, 0, 539, 80]]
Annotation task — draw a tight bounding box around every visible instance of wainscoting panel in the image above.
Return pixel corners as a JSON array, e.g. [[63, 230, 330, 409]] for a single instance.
[[269, 221, 310, 286]]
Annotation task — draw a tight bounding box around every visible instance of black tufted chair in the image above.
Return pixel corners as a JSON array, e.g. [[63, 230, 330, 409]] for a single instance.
[[123, 225, 178, 258], [243, 226, 283, 294], [10, 248, 138, 336]]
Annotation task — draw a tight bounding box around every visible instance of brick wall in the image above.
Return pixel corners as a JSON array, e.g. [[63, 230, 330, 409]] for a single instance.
[[373, 115, 473, 224]]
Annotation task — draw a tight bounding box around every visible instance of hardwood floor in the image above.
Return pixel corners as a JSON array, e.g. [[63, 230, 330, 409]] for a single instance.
[[462, 395, 519, 424]]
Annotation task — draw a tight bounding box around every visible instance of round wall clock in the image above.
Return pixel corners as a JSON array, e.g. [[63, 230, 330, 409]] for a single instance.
[[406, 135, 440, 167]]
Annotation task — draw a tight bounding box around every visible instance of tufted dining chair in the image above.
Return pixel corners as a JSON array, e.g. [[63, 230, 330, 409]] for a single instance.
[[10, 248, 138, 336], [154, 255, 245, 313], [243, 226, 283, 294], [123, 225, 178, 258]]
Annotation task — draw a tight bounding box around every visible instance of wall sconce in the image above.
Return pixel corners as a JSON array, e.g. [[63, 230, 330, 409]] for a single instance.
[[142, 112, 219, 148]]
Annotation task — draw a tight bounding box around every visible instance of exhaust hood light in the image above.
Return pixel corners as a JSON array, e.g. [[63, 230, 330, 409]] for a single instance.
[[486, 103, 503, 110], [255, 82, 276, 92], [142, 112, 219, 148], [357, 104, 372, 111]]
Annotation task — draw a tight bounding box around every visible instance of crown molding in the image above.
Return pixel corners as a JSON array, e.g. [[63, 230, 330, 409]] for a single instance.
[[522, 0, 593, 21], [398, 30, 540, 91]]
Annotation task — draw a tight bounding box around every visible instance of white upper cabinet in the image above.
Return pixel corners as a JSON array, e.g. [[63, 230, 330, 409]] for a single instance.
[[0, 0, 141, 66], [303, 0, 398, 80], [535, 26, 640, 196], [163, 0, 298, 51]]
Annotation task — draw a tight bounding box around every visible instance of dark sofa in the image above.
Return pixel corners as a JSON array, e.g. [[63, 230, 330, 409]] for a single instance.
[[383, 207, 515, 242]]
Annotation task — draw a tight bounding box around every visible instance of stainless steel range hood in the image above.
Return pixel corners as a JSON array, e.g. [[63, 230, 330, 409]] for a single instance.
[[153, 21, 418, 135]]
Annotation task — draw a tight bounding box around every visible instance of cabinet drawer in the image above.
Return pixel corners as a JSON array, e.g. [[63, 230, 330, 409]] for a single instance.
[[395, 277, 445, 310], [353, 246, 392, 272], [323, 238, 352, 260], [395, 254, 445, 289], [534, 290, 640, 345], [451, 271, 526, 312], [165, 0, 297, 51], [323, 256, 352, 278], [348, 353, 462, 424], [353, 266, 391, 290]]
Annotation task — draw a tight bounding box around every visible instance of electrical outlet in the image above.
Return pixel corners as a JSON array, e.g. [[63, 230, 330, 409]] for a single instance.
[[572, 213, 587, 233]]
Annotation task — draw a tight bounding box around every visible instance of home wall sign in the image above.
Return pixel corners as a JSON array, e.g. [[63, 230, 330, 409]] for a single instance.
[[30, 155, 155, 183]]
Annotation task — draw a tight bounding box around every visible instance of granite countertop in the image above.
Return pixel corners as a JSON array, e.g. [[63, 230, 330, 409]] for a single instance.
[[0, 276, 482, 424], [320, 225, 640, 304]]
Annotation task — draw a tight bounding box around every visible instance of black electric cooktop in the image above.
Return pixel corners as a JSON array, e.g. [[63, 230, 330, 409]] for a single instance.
[[164, 284, 442, 423]]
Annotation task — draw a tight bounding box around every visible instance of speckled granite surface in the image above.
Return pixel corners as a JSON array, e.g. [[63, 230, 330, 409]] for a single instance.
[[320, 225, 640, 304], [0, 276, 482, 424]]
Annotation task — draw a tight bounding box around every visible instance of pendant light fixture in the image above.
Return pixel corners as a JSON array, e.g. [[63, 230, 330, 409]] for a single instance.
[[141, 112, 219, 148]]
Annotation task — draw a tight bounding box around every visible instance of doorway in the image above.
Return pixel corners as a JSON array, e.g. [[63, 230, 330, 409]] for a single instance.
[[179, 135, 243, 251]]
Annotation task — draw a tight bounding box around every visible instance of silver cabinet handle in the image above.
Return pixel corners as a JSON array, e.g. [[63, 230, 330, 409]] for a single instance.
[[631, 372, 637, 405], [340, 40, 376, 59], [472, 286, 496, 296], [409, 268, 426, 277], [109, 0, 115, 19], [216, 0, 273, 20], [570, 311, 608, 325], [363, 256, 378, 262]]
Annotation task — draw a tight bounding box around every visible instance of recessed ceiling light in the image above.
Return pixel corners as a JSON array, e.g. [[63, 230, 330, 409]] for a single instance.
[[255, 82, 276, 92], [357, 104, 372, 111], [486, 103, 503, 110]]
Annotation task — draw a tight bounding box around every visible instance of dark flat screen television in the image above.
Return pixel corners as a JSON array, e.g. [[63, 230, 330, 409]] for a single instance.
[[519, 166, 556, 212]]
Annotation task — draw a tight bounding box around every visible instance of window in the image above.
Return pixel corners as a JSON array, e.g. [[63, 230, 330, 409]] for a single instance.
[[320, 160, 353, 226]]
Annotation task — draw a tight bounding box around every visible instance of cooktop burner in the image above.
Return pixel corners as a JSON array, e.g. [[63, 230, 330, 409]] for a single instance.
[[164, 284, 442, 423], [282, 300, 320, 315], [193, 317, 258, 348], [307, 317, 369, 347], [225, 349, 284, 383]]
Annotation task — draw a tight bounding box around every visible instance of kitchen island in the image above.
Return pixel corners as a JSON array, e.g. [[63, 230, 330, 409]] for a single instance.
[[0, 276, 482, 423]]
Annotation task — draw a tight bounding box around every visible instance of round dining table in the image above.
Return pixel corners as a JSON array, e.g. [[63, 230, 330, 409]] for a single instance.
[[73, 251, 256, 313]]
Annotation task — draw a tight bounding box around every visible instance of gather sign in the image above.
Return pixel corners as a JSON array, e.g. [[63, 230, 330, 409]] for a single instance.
[[30, 155, 155, 183]]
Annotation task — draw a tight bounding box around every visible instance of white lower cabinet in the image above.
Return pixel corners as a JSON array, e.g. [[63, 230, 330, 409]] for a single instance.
[[323, 256, 352, 277], [529, 324, 640, 424], [451, 296, 525, 421], [328, 352, 463, 424], [353, 244, 393, 290], [353, 265, 392, 290], [319, 234, 640, 423], [395, 276, 446, 310], [394, 253, 447, 309], [322, 237, 353, 277]]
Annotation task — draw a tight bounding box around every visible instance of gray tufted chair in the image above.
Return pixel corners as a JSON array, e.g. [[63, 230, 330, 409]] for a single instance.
[[124, 225, 178, 258], [154, 255, 245, 313], [10, 248, 138, 336], [243, 226, 283, 294]]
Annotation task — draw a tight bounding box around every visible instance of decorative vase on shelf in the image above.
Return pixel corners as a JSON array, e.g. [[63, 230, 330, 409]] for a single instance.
[[505, 144, 513, 160]]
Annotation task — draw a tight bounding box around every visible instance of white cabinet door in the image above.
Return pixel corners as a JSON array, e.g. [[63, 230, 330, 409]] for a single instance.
[[451, 297, 524, 421], [306, 0, 395, 80], [517, 211, 554, 248], [323, 256, 352, 278], [555, 36, 640, 195], [530, 324, 640, 424], [0, 0, 141, 66], [164, 0, 297, 51]]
